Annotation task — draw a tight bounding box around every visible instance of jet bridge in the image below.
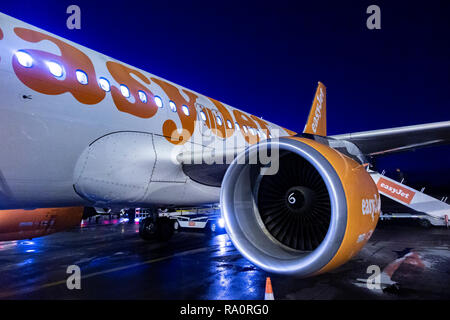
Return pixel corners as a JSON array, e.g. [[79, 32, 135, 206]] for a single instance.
[[370, 171, 449, 223]]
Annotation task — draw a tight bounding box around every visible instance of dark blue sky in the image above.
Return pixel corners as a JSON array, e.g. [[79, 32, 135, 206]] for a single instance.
[[1, 0, 449, 190]]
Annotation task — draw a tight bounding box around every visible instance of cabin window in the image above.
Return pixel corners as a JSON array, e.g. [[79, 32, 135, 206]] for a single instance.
[[138, 91, 148, 103], [154, 96, 163, 108], [182, 105, 190, 116], [76, 70, 88, 85], [200, 111, 207, 121], [235, 122, 240, 131], [98, 77, 111, 92], [243, 125, 248, 133], [46, 61, 63, 77], [169, 101, 177, 112], [227, 120, 233, 129], [216, 115, 223, 126], [15, 51, 33, 68], [120, 84, 130, 98]]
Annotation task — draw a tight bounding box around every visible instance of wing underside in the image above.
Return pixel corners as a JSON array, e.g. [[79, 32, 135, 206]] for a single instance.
[[331, 121, 450, 156]]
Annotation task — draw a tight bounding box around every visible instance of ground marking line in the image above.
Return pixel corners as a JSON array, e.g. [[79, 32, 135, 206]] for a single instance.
[[0, 246, 209, 298]]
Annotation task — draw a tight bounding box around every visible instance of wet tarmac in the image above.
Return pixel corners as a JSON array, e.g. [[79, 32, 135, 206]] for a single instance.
[[0, 219, 449, 300]]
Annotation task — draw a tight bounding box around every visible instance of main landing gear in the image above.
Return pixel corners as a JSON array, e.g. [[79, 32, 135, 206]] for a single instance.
[[139, 210, 174, 241]]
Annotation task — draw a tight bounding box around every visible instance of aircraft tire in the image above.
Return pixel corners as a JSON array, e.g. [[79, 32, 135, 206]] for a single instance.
[[139, 217, 174, 241]]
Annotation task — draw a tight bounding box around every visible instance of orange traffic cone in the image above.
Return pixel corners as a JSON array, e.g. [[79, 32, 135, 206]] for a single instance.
[[264, 277, 274, 300]]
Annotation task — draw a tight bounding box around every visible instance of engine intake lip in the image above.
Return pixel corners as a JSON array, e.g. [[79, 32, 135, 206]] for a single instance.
[[220, 138, 348, 276]]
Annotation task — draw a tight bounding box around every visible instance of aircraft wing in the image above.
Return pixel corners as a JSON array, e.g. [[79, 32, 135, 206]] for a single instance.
[[330, 121, 450, 156]]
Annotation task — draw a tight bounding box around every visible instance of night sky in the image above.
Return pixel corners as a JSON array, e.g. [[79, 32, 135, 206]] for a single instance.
[[1, 1, 449, 191]]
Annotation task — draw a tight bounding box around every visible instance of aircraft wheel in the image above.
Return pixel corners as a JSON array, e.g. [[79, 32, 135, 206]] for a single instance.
[[139, 217, 174, 241], [139, 217, 158, 241]]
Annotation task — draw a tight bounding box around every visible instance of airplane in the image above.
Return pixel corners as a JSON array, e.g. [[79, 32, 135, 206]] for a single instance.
[[0, 12, 448, 276]]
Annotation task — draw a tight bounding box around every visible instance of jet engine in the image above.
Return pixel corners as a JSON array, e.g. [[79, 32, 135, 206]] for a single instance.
[[220, 137, 380, 276]]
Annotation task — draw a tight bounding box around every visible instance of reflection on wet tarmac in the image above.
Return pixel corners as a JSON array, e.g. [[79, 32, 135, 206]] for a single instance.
[[0, 219, 448, 299]]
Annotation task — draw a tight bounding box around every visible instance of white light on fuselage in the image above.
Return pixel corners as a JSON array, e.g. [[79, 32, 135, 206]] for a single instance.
[[120, 85, 130, 98], [182, 105, 190, 116], [46, 61, 63, 77], [138, 91, 148, 103], [15, 51, 33, 68], [76, 70, 88, 85], [154, 96, 163, 108], [98, 77, 110, 92], [169, 101, 176, 112]]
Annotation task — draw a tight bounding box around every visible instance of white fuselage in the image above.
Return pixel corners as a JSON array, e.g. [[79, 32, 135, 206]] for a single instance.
[[0, 13, 292, 210]]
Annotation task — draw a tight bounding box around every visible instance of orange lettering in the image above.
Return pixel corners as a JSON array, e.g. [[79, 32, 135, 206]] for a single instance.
[[201, 106, 215, 129], [233, 109, 259, 144], [209, 98, 235, 138], [250, 115, 271, 137], [13, 28, 105, 105], [151, 78, 198, 144], [106, 61, 158, 118], [202, 106, 224, 138]]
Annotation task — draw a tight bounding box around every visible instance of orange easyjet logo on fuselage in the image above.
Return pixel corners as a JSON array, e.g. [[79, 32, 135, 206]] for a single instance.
[[376, 177, 415, 204], [7, 27, 285, 145]]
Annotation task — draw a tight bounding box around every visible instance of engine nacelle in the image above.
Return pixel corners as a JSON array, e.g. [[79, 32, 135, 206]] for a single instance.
[[220, 137, 380, 276]]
